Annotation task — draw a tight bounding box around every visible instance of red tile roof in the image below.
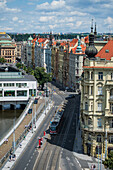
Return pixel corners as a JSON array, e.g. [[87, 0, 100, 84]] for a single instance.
[[96, 40, 113, 60]]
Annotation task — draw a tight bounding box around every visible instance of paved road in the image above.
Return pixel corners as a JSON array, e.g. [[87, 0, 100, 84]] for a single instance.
[[33, 94, 81, 170], [12, 86, 66, 170]]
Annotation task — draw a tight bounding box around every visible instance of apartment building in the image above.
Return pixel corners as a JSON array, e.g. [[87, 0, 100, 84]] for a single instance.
[[81, 36, 113, 157]]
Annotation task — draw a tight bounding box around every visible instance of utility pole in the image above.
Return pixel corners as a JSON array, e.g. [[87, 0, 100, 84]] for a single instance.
[[98, 145, 100, 170], [13, 118, 15, 153], [32, 102, 34, 133], [45, 83, 46, 115], [34, 102, 36, 128]]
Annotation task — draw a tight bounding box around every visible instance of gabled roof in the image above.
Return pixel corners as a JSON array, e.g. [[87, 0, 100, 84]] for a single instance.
[[95, 40, 113, 60]]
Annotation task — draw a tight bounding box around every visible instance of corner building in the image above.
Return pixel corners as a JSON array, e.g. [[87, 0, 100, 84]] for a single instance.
[[81, 40, 113, 158]]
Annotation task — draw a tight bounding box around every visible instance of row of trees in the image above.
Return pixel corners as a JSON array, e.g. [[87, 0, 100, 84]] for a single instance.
[[16, 63, 52, 89]]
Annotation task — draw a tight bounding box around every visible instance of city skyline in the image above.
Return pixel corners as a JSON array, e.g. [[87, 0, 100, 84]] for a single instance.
[[0, 0, 113, 33]]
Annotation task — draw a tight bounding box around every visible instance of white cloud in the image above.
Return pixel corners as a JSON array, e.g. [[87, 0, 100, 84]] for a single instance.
[[12, 17, 18, 21], [18, 20, 24, 23], [0, 0, 21, 13], [36, 0, 65, 10], [104, 17, 113, 25], [76, 21, 82, 27], [0, 27, 13, 31], [39, 16, 55, 22]]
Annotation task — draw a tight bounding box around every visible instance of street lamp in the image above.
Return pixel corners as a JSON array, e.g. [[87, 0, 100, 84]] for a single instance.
[[13, 118, 15, 153]]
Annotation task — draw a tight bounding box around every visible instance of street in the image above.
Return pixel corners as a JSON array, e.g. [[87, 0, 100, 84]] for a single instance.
[[11, 84, 101, 170]]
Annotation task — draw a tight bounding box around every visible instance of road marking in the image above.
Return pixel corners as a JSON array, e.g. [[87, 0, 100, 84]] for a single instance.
[[75, 157, 82, 168], [24, 167, 27, 170], [29, 159, 31, 162], [46, 150, 52, 170], [31, 156, 33, 159], [26, 163, 29, 166], [66, 157, 70, 161]]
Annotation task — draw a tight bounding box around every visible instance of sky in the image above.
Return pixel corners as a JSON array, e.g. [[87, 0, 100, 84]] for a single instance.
[[0, 0, 113, 33]]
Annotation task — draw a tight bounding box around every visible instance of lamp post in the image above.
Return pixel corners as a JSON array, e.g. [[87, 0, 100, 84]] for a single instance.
[[13, 118, 15, 153], [32, 102, 34, 133], [34, 102, 36, 128], [45, 83, 46, 115]]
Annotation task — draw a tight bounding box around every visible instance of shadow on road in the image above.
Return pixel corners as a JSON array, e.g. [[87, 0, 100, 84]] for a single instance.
[[45, 94, 82, 154]]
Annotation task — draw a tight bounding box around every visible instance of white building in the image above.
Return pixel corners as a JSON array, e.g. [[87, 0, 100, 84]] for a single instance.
[[69, 39, 86, 91], [0, 72, 37, 107]]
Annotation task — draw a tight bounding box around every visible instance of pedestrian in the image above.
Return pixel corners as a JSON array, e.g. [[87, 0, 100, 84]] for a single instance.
[[19, 143, 22, 148], [93, 164, 96, 170], [9, 155, 11, 161]]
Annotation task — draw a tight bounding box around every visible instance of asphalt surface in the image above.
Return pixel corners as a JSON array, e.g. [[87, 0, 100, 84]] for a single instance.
[[12, 84, 81, 170], [12, 86, 65, 170]]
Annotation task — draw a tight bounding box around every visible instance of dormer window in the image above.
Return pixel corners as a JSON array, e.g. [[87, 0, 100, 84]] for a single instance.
[[105, 49, 109, 53]]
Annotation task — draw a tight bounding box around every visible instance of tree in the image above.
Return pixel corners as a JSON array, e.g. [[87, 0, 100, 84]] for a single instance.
[[0, 57, 7, 64], [103, 151, 113, 169], [34, 67, 52, 89]]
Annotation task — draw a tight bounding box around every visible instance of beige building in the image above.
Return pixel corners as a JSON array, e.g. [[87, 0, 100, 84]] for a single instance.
[[0, 32, 16, 63], [81, 40, 113, 158]]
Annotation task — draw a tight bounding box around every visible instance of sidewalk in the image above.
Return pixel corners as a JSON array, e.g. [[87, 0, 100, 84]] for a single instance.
[[73, 123, 106, 170], [0, 97, 46, 166], [2, 101, 53, 170]]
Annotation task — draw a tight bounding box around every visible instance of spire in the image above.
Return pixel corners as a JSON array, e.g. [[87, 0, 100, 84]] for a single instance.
[[85, 19, 98, 58], [49, 31, 52, 48], [94, 22, 97, 36], [91, 19, 93, 33]]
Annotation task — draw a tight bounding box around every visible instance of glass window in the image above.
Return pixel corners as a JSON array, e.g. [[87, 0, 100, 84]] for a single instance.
[[0, 83, 2, 87], [91, 86, 93, 95], [110, 103, 113, 113], [98, 86, 102, 95], [91, 72, 93, 80], [91, 102, 93, 111], [97, 135, 101, 142], [98, 103, 102, 111], [97, 118, 102, 128], [109, 136, 113, 144], [110, 119, 113, 128], [96, 146, 102, 154], [98, 72, 103, 80], [85, 102, 88, 111], [17, 90, 27, 96], [111, 73, 113, 80]]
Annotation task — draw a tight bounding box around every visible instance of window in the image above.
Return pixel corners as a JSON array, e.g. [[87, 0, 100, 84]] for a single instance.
[[96, 146, 102, 154], [97, 118, 102, 128], [110, 103, 113, 113], [98, 86, 102, 95], [17, 90, 27, 96], [97, 135, 101, 142], [91, 86, 93, 95], [91, 72, 93, 80], [91, 102, 93, 111], [111, 73, 113, 80], [98, 72, 103, 80], [98, 103, 102, 111], [85, 102, 88, 111], [110, 119, 113, 128], [109, 136, 113, 144]]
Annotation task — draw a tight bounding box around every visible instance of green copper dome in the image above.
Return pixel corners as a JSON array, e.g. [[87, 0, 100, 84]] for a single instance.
[[28, 36, 33, 41]]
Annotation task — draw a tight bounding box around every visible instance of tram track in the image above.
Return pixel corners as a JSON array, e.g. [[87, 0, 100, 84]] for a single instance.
[[33, 98, 76, 170]]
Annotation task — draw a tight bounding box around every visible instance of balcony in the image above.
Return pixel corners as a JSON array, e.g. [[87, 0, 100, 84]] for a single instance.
[[106, 80, 113, 86], [81, 124, 93, 131], [84, 78, 94, 84]]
